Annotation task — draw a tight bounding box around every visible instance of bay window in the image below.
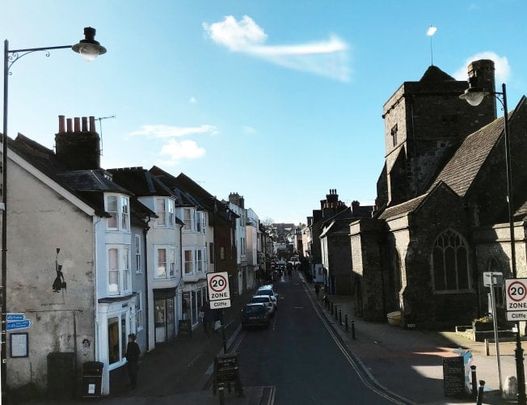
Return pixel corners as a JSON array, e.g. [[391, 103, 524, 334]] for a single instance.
[[156, 198, 176, 227], [184, 250, 193, 274], [184, 208, 192, 230], [105, 194, 130, 232], [156, 247, 176, 279], [107, 245, 131, 295]]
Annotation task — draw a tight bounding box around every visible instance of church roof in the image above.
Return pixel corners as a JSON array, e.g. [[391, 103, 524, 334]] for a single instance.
[[378, 194, 427, 220], [419, 65, 456, 82], [431, 97, 526, 197]]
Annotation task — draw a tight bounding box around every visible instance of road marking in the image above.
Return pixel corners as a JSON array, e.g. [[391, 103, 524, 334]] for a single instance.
[[266, 385, 276, 405], [303, 283, 410, 405], [272, 316, 278, 331], [293, 306, 304, 309]]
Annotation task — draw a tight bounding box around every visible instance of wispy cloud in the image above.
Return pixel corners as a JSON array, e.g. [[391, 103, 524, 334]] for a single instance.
[[203, 15, 350, 82], [129, 124, 218, 138], [189, 96, 198, 104], [453, 51, 511, 83], [160, 139, 206, 162]]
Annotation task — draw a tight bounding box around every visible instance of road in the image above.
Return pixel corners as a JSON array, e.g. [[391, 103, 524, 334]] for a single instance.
[[234, 272, 397, 405]]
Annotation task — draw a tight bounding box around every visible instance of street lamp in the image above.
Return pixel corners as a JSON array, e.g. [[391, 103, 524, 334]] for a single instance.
[[460, 80, 525, 404], [2, 27, 106, 403]]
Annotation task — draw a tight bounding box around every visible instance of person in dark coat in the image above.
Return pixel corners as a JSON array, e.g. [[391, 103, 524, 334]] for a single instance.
[[125, 333, 140, 389]]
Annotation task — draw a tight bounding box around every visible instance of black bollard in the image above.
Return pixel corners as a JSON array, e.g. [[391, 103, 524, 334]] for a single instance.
[[219, 385, 225, 405], [470, 365, 477, 399], [351, 320, 356, 340], [476, 380, 485, 405], [335, 306, 339, 321], [345, 315, 349, 332], [338, 309, 342, 325]]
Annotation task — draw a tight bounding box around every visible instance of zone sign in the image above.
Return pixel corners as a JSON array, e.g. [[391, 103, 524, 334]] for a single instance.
[[207, 272, 230, 301], [505, 279, 527, 311]]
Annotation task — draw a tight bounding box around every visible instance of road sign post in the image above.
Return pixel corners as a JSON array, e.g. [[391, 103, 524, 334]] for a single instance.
[[207, 272, 231, 353]]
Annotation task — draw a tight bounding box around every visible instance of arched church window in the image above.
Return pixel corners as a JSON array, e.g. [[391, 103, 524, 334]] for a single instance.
[[432, 230, 470, 292]]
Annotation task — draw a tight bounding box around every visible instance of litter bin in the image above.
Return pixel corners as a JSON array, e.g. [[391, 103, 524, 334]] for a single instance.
[[81, 361, 103, 398]]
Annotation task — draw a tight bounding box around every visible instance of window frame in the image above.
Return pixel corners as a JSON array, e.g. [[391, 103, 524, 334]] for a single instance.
[[431, 229, 472, 294], [155, 246, 176, 279], [107, 245, 132, 296], [105, 194, 130, 232], [134, 234, 142, 274]]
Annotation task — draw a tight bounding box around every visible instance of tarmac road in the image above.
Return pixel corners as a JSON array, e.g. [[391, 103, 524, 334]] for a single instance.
[[235, 272, 400, 405]]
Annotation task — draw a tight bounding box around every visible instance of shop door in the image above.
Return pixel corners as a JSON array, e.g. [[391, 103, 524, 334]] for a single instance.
[[155, 299, 166, 343]]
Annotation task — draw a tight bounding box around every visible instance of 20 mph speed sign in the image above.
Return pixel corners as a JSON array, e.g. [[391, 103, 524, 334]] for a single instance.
[[207, 272, 231, 309], [505, 279, 527, 321]]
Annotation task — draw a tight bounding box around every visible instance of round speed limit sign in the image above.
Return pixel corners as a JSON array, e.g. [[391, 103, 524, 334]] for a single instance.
[[505, 279, 527, 312], [207, 271, 231, 301]]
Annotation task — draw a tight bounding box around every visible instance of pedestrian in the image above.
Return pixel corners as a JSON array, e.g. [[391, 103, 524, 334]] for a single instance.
[[125, 333, 140, 389]]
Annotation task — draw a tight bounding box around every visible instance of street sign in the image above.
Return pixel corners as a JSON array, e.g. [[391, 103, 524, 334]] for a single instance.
[[483, 272, 504, 287], [7, 313, 25, 322], [210, 299, 232, 309], [207, 272, 231, 302], [7, 319, 32, 331], [505, 279, 527, 321]]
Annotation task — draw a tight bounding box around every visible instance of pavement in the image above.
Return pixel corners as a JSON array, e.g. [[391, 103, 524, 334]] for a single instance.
[[17, 272, 526, 405], [305, 277, 522, 405]]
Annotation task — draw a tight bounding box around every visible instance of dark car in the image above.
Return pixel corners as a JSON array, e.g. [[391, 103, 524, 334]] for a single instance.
[[241, 303, 271, 329]]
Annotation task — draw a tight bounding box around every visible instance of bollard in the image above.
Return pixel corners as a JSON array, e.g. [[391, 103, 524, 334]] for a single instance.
[[470, 365, 477, 399], [338, 309, 342, 325], [335, 307, 339, 321], [219, 385, 225, 405], [484, 338, 490, 356], [351, 320, 356, 340], [476, 380, 485, 405], [345, 315, 349, 332]]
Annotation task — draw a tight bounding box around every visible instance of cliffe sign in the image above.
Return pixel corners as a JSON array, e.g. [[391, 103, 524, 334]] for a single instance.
[[207, 272, 231, 309], [505, 279, 527, 321]]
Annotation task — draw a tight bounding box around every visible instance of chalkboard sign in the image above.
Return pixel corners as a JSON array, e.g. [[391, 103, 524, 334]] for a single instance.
[[443, 356, 465, 397], [178, 319, 192, 336]]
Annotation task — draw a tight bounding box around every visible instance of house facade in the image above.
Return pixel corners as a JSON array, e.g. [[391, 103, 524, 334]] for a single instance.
[[5, 116, 153, 395]]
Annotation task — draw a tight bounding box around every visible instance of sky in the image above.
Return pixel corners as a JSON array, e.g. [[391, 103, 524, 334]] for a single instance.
[[2, 0, 527, 224]]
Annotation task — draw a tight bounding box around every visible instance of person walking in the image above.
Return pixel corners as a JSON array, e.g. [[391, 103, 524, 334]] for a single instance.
[[125, 333, 140, 389]]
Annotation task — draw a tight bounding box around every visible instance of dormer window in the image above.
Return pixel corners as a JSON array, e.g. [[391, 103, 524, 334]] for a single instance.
[[106, 194, 130, 232]]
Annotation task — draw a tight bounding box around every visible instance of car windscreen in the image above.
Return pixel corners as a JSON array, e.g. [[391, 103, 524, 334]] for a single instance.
[[243, 305, 266, 314], [250, 297, 270, 304], [257, 290, 273, 296]]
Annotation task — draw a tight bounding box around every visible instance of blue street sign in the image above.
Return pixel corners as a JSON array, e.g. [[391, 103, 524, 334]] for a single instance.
[[7, 319, 32, 331], [7, 313, 25, 322]]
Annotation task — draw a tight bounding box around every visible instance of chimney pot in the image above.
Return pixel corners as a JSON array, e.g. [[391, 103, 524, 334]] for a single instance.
[[66, 118, 73, 133], [81, 117, 88, 132], [89, 116, 96, 132], [58, 115, 65, 133], [74, 117, 80, 132]]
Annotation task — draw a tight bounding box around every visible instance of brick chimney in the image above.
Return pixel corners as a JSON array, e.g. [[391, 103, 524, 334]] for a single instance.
[[55, 115, 101, 170], [467, 59, 497, 119], [228, 192, 244, 208]]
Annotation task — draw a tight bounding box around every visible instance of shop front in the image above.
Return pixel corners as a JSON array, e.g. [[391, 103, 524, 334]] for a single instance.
[[153, 288, 177, 344]]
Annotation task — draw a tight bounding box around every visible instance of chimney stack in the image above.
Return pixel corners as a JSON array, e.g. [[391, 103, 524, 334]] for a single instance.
[[55, 115, 101, 170]]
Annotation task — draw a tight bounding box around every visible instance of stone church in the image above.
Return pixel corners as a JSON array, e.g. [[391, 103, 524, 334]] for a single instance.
[[350, 60, 527, 328]]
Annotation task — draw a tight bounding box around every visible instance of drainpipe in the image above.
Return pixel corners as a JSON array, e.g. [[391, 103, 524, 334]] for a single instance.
[[143, 217, 151, 350]]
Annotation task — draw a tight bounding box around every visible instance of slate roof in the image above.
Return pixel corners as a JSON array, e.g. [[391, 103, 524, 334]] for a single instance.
[[107, 167, 172, 197], [9, 134, 153, 222]]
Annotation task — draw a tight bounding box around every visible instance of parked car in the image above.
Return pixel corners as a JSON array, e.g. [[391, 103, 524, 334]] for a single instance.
[[241, 303, 271, 329], [249, 295, 276, 315], [256, 286, 279, 308]]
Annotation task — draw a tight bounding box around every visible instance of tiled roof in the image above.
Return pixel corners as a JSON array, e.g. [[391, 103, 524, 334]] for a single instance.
[[107, 167, 172, 197], [429, 117, 505, 197], [378, 194, 427, 220]]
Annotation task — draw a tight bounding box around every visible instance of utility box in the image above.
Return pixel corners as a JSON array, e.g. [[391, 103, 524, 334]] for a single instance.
[[81, 361, 104, 398]]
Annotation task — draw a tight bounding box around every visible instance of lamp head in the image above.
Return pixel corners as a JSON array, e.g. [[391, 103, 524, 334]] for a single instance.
[[460, 87, 489, 106], [72, 27, 107, 61]]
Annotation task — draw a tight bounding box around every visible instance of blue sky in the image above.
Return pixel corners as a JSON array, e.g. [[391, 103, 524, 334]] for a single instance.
[[3, 0, 526, 224]]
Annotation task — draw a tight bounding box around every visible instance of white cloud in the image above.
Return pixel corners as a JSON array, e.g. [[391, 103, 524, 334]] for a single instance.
[[160, 139, 206, 162], [189, 97, 198, 104], [129, 124, 218, 138], [453, 52, 511, 83], [203, 15, 350, 82]]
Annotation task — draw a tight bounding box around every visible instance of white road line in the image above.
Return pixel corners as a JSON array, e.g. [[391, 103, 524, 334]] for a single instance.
[[267, 385, 276, 405], [304, 283, 409, 405]]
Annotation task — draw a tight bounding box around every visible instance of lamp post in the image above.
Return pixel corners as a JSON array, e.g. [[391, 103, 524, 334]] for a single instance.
[[2, 27, 106, 403], [461, 81, 525, 405]]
